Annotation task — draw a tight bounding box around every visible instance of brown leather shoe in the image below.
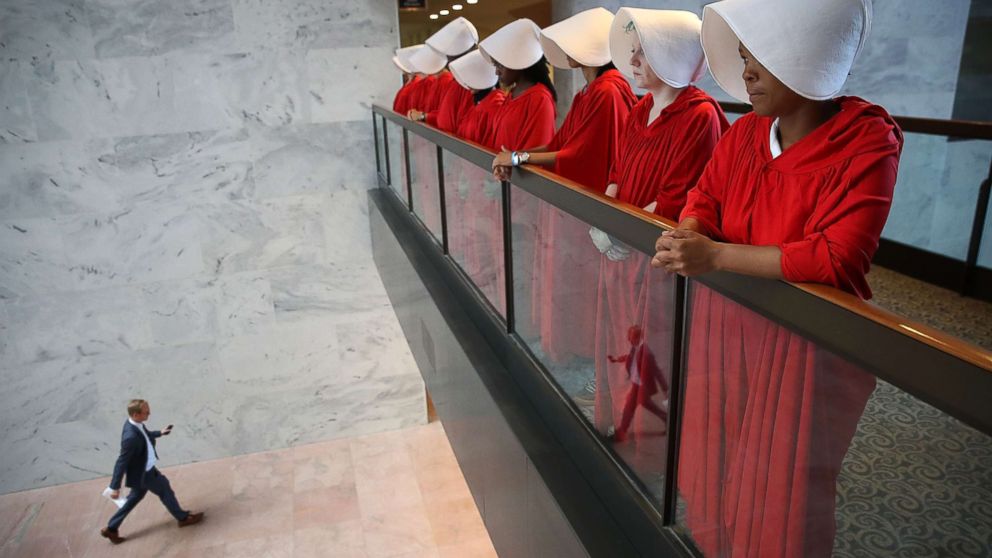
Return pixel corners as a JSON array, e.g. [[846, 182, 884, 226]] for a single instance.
[[100, 527, 126, 544], [177, 511, 204, 527]]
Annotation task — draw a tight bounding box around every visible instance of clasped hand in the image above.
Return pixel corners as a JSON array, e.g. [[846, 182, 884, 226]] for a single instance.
[[651, 229, 719, 276], [491, 146, 513, 181]]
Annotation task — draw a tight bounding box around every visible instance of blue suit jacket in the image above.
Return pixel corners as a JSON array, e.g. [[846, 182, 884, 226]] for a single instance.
[[109, 421, 161, 490]]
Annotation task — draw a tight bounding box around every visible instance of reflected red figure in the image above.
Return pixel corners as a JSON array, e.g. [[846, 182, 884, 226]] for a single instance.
[[676, 98, 903, 558], [609, 325, 670, 442], [592, 86, 725, 475]]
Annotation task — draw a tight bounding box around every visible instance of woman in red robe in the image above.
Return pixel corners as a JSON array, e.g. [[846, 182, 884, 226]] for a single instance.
[[652, 1, 901, 556], [479, 19, 558, 316], [589, 9, 727, 478], [446, 49, 508, 304], [492, 8, 637, 364], [392, 46, 421, 115], [408, 17, 479, 134]]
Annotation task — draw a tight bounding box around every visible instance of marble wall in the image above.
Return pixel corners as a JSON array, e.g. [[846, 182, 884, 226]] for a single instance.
[[0, 0, 425, 495], [550, 0, 991, 267]]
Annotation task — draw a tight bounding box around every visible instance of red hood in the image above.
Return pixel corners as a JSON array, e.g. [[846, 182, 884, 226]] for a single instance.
[[760, 96, 903, 172]]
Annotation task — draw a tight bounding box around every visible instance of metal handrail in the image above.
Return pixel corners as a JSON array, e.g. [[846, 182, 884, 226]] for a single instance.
[[371, 104, 992, 437]]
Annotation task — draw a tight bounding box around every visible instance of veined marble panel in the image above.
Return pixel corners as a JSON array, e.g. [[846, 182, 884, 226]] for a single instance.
[[307, 46, 397, 124], [0, 61, 37, 143], [250, 121, 375, 199], [96, 128, 254, 207], [218, 317, 338, 392], [0, 139, 119, 220], [163, 51, 309, 133], [212, 270, 275, 338], [268, 262, 392, 324], [3, 283, 155, 364], [231, 0, 398, 53], [197, 195, 327, 275], [0, 0, 96, 61], [881, 134, 946, 249], [138, 278, 218, 348], [223, 372, 424, 456], [25, 55, 178, 141], [86, 0, 237, 58], [322, 189, 373, 265], [929, 140, 992, 260], [59, 203, 205, 290], [335, 312, 418, 380], [0, 218, 74, 300]]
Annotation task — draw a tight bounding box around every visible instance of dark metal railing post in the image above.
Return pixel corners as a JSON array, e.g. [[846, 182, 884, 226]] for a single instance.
[[372, 113, 382, 185], [502, 180, 515, 333], [962, 158, 992, 295], [403, 128, 413, 212], [383, 118, 392, 187], [662, 275, 690, 525], [437, 145, 449, 254]]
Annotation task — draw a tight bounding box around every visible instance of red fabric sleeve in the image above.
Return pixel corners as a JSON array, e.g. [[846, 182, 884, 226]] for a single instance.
[[779, 152, 898, 298], [653, 104, 725, 218], [680, 126, 742, 239], [553, 87, 627, 192], [506, 91, 556, 150]]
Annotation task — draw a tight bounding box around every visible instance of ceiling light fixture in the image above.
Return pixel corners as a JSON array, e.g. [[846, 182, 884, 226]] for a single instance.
[[466, 0, 478, 4], [453, 4, 463, 10], [429, 13, 439, 19], [439, 9, 449, 15]]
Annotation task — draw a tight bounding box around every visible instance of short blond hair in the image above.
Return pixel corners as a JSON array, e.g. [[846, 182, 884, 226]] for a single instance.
[[127, 399, 147, 417]]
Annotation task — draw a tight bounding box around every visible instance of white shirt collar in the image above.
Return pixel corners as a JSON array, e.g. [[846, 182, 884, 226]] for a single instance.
[[769, 118, 783, 159]]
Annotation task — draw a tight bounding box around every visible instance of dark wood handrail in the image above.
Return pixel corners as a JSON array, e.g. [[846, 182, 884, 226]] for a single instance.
[[719, 101, 992, 140]]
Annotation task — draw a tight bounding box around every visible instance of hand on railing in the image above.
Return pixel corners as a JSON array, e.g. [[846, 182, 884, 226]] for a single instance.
[[492, 146, 513, 181]]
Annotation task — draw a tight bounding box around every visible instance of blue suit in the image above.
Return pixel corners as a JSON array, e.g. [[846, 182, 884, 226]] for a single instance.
[[107, 421, 189, 530]]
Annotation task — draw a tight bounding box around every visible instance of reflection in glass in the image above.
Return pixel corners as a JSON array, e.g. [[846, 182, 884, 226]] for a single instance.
[[409, 134, 441, 241], [444, 151, 505, 315], [512, 184, 673, 502], [675, 282, 992, 558], [387, 121, 407, 203]]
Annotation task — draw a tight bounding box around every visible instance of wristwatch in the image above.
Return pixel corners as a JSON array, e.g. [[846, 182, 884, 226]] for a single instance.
[[510, 151, 530, 167]]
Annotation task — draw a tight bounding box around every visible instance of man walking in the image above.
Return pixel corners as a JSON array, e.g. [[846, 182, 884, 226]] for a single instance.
[[100, 399, 204, 544]]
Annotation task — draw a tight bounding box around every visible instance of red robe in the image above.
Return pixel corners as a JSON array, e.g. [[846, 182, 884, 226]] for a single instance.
[[677, 97, 903, 558], [536, 70, 636, 362], [457, 89, 507, 149], [488, 84, 556, 330], [490, 83, 556, 152], [393, 75, 421, 115], [612, 87, 729, 219], [453, 89, 509, 309], [421, 72, 452, 114], [593, 87, 728, 471], [406, 74, 440, 113], [407, 73, 451, 238], [427, 77, 474, 134]]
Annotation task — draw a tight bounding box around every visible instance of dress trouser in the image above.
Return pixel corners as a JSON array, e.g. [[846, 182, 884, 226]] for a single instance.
[[107, 468, 188, 530]]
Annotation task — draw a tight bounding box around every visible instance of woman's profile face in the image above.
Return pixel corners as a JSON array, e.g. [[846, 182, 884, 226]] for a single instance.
[[739, 42, 804, 117], [493, 60, 520, 87], [629, 33, 663, 90]]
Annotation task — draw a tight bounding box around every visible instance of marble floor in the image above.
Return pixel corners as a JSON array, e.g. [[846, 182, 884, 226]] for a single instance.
[[0, 422, 497, 558]]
